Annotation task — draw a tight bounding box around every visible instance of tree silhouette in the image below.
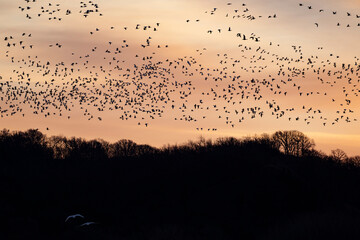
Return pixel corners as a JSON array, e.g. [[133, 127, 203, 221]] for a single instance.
[[331, 148, 348, 162], [48, 135, 70, 159], [346, 156, 360, 166], [109, 139, 139, 158], [1, 128, 360, 240], [272, 130, 315, 156]]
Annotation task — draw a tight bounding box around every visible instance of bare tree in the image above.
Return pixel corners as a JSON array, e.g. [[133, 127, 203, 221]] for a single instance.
[[215, 137, 240, 147], [110, 139, 138, 157], [346, 156, 360, 166], [47, 136, 70, 159], [272, 130, 315, 156], [331, 149, 348, 162]]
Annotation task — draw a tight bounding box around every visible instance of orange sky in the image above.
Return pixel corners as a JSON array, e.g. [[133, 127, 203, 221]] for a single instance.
[[0, 0, 359, 156]]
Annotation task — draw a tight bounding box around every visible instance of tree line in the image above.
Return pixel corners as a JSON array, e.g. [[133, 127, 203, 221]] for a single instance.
[[0, 128, 357, 164], [1, 128, 360, 239]]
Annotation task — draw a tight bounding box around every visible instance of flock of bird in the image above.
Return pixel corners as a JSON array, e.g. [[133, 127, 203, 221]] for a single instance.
[[0, 1, 359, 132], [65, 214, 97, 228], [19, 0, 102, 21], [298, 3, 360, 28]]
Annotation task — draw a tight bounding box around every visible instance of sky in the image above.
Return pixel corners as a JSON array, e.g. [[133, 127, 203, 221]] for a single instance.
[[0, 0, 359, 155]]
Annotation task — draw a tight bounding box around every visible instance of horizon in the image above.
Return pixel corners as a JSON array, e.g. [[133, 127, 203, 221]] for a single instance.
[[2, 127, 359, 158]]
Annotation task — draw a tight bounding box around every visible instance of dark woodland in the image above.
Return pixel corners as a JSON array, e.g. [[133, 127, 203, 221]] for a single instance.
[[1, 129, 360, 239]]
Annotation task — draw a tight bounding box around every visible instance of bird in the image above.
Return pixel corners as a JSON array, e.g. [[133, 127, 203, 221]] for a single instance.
[[0, 0, 357, 132], [65, 214, 85, 222], [80, 222, 97, 227]]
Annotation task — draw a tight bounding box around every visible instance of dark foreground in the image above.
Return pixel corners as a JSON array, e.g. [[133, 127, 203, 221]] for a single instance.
[[1, 129, 360, 239]]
